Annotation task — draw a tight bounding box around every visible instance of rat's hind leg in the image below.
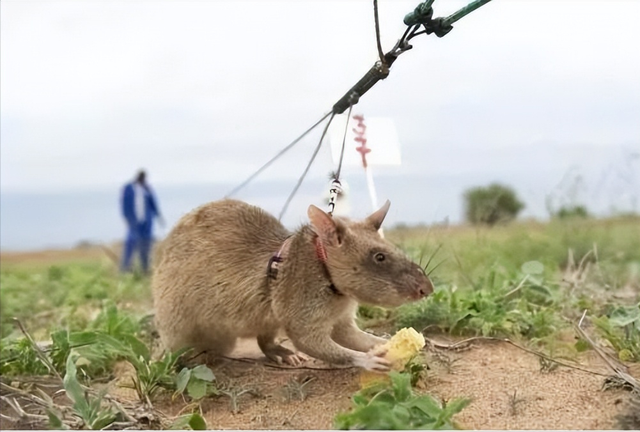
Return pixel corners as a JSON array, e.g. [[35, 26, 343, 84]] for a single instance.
[[257, 332, 307, 366], [192, 328, 237, 362]]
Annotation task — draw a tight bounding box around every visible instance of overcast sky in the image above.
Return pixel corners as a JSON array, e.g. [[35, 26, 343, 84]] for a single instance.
[[1, 0, 639, 206]]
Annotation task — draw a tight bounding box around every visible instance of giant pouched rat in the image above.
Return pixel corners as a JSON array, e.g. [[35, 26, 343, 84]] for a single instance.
[[152, 199, 433, 371]]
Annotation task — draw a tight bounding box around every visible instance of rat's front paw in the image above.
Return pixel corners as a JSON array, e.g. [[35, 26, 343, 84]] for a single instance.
[[353, 350, 391, 372], [283, 351, 309, 367]]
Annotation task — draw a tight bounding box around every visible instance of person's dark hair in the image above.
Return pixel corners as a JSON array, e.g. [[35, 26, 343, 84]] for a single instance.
[[136, 170, 147, 184]]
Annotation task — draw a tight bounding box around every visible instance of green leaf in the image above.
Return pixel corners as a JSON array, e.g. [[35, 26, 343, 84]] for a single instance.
[[175, 367, 191, 394], [46, 408, 68, 430], [67, 331, 99, 347], [91, 410, 117, 430], [170, 415, 191, 430], [191, 364, 215, 381], [187, 379, 208, 400], [120, 334, 151, 362], [389, 372, 412, 402], [405, 395, 443, 418], [443, 397, 471, 417], [609, 304, 640, 327], [170, 412, 208, 430], [521, 260, 544, 275], [188, 413, 207, 430], [63, 353, 87, 411]]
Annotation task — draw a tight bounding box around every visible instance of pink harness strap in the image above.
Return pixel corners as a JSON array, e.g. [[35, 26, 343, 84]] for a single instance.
[[267, 236, 293, 280], [267, 235, 328, 280]]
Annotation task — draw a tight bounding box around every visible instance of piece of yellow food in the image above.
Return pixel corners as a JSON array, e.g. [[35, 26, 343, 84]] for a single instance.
[[359, 327, 425, 388], [383, 327, 426, 370]]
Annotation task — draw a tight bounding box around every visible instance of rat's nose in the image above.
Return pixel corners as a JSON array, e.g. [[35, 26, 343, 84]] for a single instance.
[[413, 264, 434, 298], [419, 276, 434, 297]]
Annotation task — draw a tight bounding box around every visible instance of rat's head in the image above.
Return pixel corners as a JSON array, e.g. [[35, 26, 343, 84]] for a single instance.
[[307, 200, 433, 308]]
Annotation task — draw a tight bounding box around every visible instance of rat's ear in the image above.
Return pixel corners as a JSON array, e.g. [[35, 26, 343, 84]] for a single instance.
[[308, 205, 342, 246], [366, 199, 391, 230]]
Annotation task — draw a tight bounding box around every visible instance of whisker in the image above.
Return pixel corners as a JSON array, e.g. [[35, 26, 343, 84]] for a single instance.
[[426, 258, 447, 277], [423, 243, 443, 273], [418, 247, 426, 268]]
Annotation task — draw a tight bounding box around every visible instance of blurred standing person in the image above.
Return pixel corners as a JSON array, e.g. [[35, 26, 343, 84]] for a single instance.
[[120, 170, 163, 274]]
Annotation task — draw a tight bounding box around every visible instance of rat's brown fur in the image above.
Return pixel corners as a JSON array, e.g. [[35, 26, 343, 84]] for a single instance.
[[152, 199, 432, 370]]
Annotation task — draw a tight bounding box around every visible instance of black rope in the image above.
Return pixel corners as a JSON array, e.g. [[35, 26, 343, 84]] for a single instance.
[[278, 112, 336, 221], [225, 112, 332, 198], [332, 0, 493, 114], [373, 0, 386, 66], [335, 104, 352, 182]]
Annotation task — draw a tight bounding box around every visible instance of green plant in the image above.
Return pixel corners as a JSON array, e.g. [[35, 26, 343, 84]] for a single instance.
[[170, 412, 208, 430], [127, 348, 189, 403], [554, 205, 590, 219], [402, 357, 427, 387], [0, 336, 50, 376], [395, 269, 562, 341], [282, 375, 315, 402], [54, 353, 119, 429], [463, 183, 524, 226], [506, 389, 526, 417], [219, 385, 255, 414], [88, 300, 141, 338], [593, 303, 640, 362], [334, 372, 470, 430], [175, 364, 217, 400]]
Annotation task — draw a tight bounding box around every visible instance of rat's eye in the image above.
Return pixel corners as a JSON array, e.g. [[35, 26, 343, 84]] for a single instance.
[[374, 252, 386, 262]]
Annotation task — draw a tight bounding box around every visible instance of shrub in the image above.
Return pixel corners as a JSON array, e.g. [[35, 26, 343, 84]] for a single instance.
[[463, 183, 524, 225], [554, 205, 590, 219]]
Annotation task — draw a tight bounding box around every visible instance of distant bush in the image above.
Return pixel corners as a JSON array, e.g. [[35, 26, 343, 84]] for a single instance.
[[463, 183, 524, 225], [554, 205, 590, 219]]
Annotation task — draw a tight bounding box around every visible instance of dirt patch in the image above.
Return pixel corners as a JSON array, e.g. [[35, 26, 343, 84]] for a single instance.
[[1, 337, 634, 430], [142, 338, 631, 429], [424, 341, 627, 429]]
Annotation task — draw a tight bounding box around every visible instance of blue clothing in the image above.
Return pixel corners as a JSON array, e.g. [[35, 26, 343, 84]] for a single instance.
[[120, 182, 161, 273]]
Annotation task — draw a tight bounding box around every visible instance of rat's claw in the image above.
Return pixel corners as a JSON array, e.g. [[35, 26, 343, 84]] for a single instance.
[[354, 351, 391, 372], [283, 352, 308, 367]]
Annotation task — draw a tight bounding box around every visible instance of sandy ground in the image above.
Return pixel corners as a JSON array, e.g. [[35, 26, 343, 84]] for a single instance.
[[99, 336, 634, 430]]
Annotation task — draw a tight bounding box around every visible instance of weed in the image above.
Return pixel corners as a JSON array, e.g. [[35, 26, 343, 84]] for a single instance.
[[506, 389, 526, 417], [126, 348, 189, 404], [169, 412, 208, 430], [593, 303, 640, 362], [174, 364, 218, 401], [0, 263, 150, 338], [56, 353, 119, 429], [282, 375, 315, 402], [395, 270, 562, 341], [538, 356, 559, 373], [402, 357, 427, 387], [334, 372, 470, 430], [0, 336, 50, 376], [357, 305, 390, 325], [219, 385, 255, 414]]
